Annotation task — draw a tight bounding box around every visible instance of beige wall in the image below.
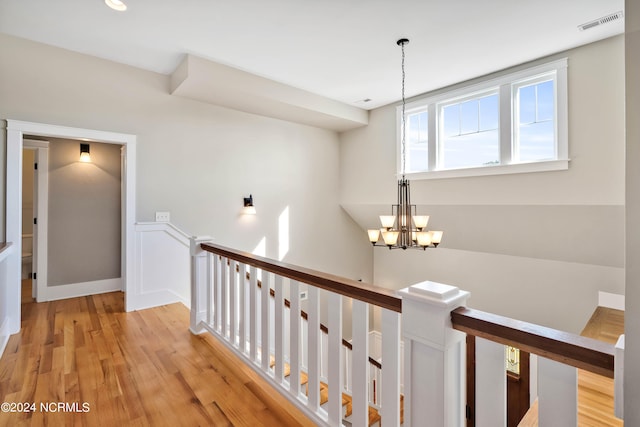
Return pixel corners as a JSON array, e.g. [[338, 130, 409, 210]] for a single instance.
[[47, 138, 121, 286], [0, 33, 372, 284], [340, 35, 626, 333]]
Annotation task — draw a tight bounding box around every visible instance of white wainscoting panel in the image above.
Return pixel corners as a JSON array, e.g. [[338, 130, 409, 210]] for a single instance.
[[132, 222, 191, 311], [0, 243, 14, 358]]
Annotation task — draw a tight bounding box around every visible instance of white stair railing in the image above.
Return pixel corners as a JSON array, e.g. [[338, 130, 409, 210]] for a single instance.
[[190, 239, 403, 427]]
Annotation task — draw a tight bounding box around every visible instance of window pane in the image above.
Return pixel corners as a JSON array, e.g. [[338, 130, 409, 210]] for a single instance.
[[479, 95, 499, 131], [517, 79, 555, 162], [440, 92, 499, 169], [519, 85, 536, 124], [536, 80, 554, 121], [460, 100, 478, 134], [443, 104, 459, 137], [441, 129, 500, 169], [406, 111, 428, 172], [519, 121, 555, 161]]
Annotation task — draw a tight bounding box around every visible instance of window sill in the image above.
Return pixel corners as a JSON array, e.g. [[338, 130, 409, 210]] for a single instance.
[[406, 159, 569, 180]]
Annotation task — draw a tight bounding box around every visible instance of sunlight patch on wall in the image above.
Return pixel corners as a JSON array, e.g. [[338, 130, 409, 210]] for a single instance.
[[253, 236, 266, 257], [279, 206, 290, 261], [253, 236, 266, 280]]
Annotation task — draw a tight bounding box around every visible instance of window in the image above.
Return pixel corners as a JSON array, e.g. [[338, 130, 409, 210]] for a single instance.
[[400, 59, 568, 179]]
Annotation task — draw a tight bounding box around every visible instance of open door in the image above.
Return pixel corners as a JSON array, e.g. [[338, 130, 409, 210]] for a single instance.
[[23, 139, 49, 302]]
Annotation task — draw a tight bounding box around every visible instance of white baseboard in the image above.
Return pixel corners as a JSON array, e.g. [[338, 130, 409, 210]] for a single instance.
[[46, 278, 123, 301], [598, 291, 625, 311], [0, 317, 10, 359], [129, 290, 190, 311]]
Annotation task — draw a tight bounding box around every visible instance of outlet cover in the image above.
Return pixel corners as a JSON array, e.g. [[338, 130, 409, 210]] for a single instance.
[[155, 211, 170, 222]]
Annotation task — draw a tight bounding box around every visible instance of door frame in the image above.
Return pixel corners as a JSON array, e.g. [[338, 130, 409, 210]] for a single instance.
[[5, 120, 137, 334], [22, 139, 49, 302]]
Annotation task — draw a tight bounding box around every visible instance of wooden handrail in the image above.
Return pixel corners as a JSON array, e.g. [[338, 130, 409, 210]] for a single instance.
[[451, 307, 615, 378], [201, 242, 402, 313]]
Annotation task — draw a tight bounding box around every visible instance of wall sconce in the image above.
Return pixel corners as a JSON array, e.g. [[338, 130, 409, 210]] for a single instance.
[[79, 143, 91, 163], [242, 194, 256, 215]]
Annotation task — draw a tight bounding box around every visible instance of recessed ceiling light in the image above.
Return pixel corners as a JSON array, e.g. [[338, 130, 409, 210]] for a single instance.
[[105, 0, 127, 11]]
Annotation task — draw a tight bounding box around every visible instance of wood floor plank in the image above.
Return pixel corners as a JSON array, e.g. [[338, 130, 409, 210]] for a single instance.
[[0, 285, 314, 427]]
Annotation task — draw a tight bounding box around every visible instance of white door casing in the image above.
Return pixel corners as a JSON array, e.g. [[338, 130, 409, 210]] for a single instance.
[[5, 120, 137, 335]]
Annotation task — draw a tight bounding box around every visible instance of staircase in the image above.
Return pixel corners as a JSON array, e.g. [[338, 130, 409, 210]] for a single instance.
[[269, 356, 403, 426]]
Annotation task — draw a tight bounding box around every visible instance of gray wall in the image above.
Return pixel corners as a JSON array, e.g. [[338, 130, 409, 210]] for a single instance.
[[47, 138, 121, 286], [340, 36, 625, 333]]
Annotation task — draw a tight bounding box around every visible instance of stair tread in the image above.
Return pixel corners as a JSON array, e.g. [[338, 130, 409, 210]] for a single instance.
[[344, 393, 404, 426], [269, 355, 308, 385], [269, 356, 403, 426]]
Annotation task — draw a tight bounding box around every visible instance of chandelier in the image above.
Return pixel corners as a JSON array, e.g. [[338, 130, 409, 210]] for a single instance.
[[367, 38, 443, 250]]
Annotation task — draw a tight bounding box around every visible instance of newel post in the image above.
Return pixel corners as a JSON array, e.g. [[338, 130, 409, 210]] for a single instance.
[[190, 236, 213, 335], [399, 281, 470, 427]]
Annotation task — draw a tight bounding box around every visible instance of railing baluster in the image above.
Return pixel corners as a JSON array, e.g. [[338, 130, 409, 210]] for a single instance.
[[274, 275, 284, 383], [214, 254, 221, 333], [239, 262, 247, 353], [249, 265, 258, 362], [307, 285, 321, 412], [381, 307, 401, 425], [352, 299, 370, 427], [476, 337, 506, 427], [538, 357, 577, 426], [261, 271, 271, 371], [230, 259, 238, 347], [220, 256, 228, 339], [289, 280, 301, 398], [206, 252, 213, 326], [327, 292, 343, 425]]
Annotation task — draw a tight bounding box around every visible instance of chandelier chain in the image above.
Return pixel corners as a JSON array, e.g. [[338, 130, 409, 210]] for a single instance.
[[401, 40, 407, 178]]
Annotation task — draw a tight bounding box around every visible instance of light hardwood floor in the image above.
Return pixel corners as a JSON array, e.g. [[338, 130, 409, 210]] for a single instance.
[[0, 283, 316, 427], [519, 306, 624, 427]]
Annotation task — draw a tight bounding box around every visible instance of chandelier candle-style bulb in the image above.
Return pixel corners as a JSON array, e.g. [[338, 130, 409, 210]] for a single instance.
[[382, 230, 400, 247], [367, 229, 381, 244], [380, 215, 395, 229], [431, 231, 443, 246], [413, 215, 429, 230], [416, 231, 432, 248]]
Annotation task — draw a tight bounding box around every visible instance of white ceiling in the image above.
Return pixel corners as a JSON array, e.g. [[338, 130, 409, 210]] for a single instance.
[[0, 0, 624, 111]]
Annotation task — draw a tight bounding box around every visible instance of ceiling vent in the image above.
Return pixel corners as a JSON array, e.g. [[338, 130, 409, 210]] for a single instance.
[[578, 11, 624, 31]]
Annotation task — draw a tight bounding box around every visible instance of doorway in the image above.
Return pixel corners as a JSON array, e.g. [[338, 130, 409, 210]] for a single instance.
[[5, 120, 137, 336]]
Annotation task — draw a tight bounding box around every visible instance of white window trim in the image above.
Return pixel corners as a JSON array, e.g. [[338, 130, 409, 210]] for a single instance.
[[397, 58, 568, 179]]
